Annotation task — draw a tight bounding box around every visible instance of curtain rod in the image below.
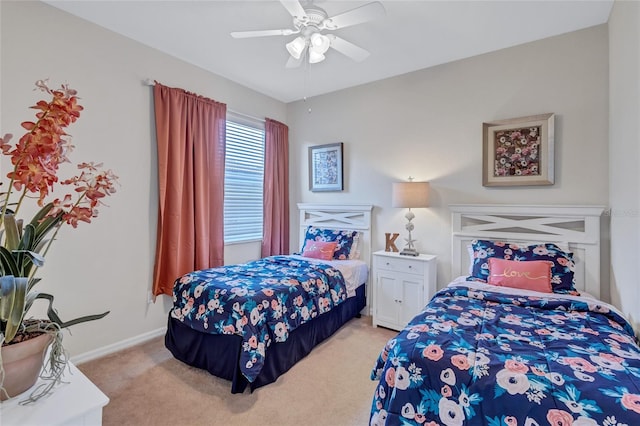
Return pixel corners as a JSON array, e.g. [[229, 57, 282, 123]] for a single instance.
[[143, 78, 265, 123]]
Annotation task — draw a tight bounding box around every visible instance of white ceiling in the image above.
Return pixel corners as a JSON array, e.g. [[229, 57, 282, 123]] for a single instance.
[[43, 0, 613, 103]]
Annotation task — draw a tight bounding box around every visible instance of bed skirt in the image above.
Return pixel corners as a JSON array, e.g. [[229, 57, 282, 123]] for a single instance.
[[165, 284, 366, 393]]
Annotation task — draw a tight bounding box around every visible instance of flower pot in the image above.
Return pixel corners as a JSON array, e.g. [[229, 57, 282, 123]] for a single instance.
[[1, 331, 53, 401]]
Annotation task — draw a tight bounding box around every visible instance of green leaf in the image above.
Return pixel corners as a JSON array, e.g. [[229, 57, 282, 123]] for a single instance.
[[11, 249, 45, 277], [34, 238, 50, 254], [23, 289, 39, 314], [0, 246, 20, 276], [0, 276, 28, 342], [23, 250, 45, 267], [18, 223, 35, 251], [31, 203, 63, 243], [27, 277, 41, 293], [34, 293, 109, 329], [3, 214, 20, 251], [7, 278, 28, 342], [17, 223, 36, 275], [33, 213, 63, 249], [0, 276, 16, 321], [29, 202, 55, 224]]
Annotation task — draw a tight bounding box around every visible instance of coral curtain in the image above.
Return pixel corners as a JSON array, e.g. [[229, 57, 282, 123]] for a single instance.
[[261, 118, 290, 257], [152, 83, 226, 297]]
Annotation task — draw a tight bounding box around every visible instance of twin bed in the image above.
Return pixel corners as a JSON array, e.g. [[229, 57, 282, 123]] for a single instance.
[[370, 205, 640, 425], [165, 203, 373, 393], [163, 202, 640, 425]]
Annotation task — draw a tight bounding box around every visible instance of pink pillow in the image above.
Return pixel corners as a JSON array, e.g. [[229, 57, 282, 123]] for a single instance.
[[488, 258, 553, 293], [301, 240, 338, 261]]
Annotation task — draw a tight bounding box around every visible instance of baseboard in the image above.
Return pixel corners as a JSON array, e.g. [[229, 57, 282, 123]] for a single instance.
[[71, 326, 167, 365]]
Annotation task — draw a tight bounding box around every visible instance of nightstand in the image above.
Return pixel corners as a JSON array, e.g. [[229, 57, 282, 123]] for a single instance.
[[372, 250, 437, 331]]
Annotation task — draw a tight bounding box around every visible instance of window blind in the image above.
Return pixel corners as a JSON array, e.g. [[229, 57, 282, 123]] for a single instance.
[[223, 118, 265, 243]]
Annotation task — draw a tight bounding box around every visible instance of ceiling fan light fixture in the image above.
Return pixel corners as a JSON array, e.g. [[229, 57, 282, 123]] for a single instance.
[[308, 49, 326, 64], [286, 36, 306, 59], [309, 32, 330, 54]]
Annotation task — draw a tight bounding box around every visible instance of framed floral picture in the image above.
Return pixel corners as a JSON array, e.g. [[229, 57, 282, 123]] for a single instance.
[[482, 113, 555, 187], [309, 142, 343, 192]]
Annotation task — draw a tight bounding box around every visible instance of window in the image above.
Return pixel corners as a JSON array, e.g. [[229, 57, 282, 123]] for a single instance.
[[223, 114, 265, 243]]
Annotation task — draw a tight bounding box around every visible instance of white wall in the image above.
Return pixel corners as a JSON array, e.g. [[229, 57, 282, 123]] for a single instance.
[[0, 1, 286, 358], [288, 25, 610, 294], [609, 0, 640, 335]]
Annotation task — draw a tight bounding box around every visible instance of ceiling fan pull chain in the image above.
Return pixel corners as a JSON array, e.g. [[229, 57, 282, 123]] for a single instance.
[[303, 56, 312, 114]]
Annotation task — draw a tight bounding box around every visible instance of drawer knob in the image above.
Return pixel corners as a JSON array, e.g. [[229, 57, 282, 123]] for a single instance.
[[408, 265, 412, 269]]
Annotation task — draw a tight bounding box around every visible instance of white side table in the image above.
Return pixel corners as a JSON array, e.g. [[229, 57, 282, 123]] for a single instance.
[[1, 361, 109, 425], [372, 250, 437, 331]]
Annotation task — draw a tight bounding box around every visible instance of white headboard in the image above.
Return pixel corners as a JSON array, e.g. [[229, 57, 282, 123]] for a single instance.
[[450, 204, 606, 299], [297, 203, 373, 268]]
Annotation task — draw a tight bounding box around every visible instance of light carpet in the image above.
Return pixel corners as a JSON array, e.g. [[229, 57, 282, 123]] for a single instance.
[[78, 315, 396, 426]]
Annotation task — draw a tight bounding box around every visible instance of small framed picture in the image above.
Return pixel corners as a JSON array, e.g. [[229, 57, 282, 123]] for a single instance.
[[309, 142, 343, 192], [482, 113, 555, 187]]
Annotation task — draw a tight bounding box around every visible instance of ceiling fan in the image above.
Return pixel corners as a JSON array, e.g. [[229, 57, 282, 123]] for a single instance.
[[230, 0, 386, 68]]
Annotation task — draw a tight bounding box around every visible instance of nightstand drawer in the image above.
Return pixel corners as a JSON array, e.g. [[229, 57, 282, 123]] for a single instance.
[[376, 256, 424, 275]]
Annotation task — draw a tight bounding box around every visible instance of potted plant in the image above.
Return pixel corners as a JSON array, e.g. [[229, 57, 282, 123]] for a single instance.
[[0, 79, 117, 403]]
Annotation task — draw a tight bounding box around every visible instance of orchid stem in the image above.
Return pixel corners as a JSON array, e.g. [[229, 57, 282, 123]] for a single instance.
[[48, 191, 87, 256]]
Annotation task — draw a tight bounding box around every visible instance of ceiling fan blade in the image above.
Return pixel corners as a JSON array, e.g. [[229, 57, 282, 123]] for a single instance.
[[327, 35, 370, 62], [280, 0, 307, 19], [286, 53, 304, 69], [321, 1, 386, 30], [231, 29, 296, 38]]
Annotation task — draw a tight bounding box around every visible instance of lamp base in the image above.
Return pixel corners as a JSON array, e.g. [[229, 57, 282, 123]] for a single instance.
[[399, 248, 419, 257]]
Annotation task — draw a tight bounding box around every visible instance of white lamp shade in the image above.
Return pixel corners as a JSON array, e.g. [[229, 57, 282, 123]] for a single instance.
[[286, 36, 306, 59], [392, 181, 429, 208], [308, 49, 326, 64], [310, 33, 331, 54]]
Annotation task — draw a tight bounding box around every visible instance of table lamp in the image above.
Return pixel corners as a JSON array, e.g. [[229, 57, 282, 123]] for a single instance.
[[392, 179, 429, 256]]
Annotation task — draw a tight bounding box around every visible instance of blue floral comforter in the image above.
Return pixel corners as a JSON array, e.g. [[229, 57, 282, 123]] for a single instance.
[[171, 256, 347, 383], [370, 284, 640, 426]]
